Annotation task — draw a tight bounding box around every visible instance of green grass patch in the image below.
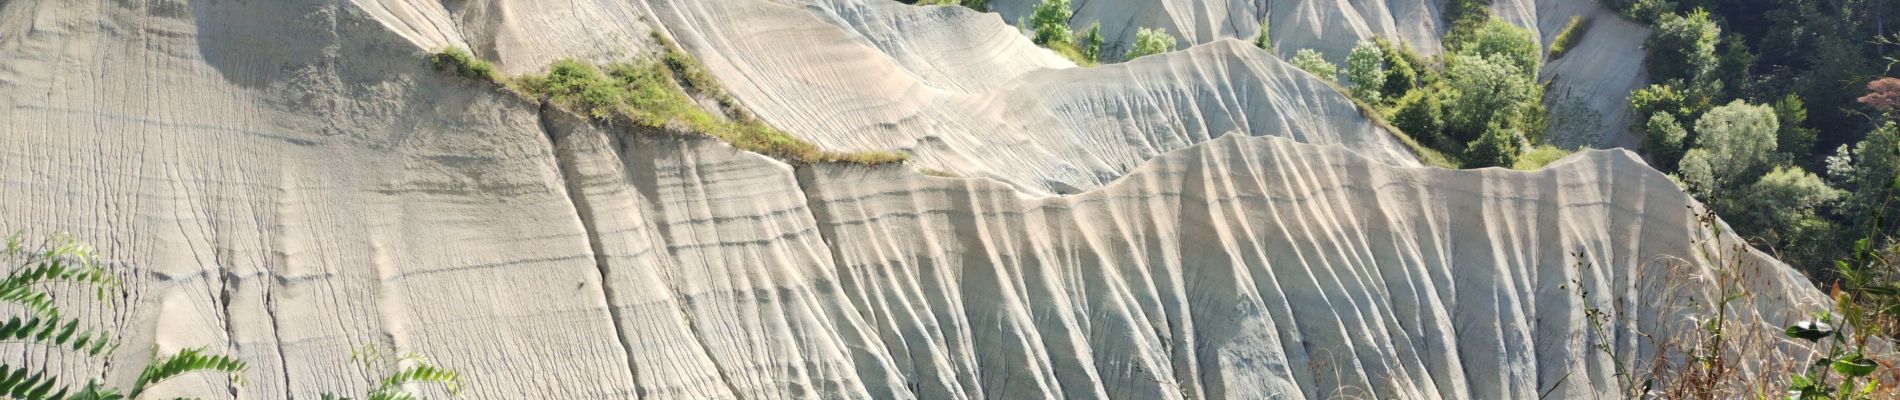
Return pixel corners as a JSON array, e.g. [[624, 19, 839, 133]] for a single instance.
[[1547, 16, 1594, 60], [431, 45, 907, 166], [1045, 41, 1098, 67], [429, 47, 502, 83], [1512, 145, 1576, 170]]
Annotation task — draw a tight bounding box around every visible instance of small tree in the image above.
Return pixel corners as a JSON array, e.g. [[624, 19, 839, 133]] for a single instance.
[[1461, 18, 1541, 75], [1253, 19, 1272, 50], [1345, 41, 1388, 103], [1124, 27, 1177, 60], [1029, 0, 1073, 46], [1077, 23, 1105, 64], [1647, 10, 1720, 85], [1773, 94, 1818, 162], [1443, 54, 1534, 142], [1289, 49, 1337, 83], [1859, 78, 1900, 114], [1678, 100, 1779, 195]]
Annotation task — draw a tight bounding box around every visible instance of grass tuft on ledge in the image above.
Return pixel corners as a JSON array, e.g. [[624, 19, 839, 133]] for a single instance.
[[429, 47, 502, 84], [428, 46, 908, 166]]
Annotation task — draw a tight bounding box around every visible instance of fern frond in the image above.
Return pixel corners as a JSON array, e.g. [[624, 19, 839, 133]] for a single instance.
[[0, 255, 120, 317], [129, 348, 248, 397], [376, 363, 462, 394], [0, 364, 66, 400], [65, 381, 125, 400], [0, 315, 111, 355]]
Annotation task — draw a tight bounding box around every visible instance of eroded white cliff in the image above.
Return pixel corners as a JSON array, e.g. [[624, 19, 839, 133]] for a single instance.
[[0, 0, 1822, 399]]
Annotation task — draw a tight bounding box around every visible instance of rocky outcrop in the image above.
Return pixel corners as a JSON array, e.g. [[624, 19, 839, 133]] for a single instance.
[[0, 0, 1819, 399]]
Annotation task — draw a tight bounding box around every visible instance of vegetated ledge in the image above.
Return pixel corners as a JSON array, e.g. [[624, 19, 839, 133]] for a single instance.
[[426, 45, 909, 167]]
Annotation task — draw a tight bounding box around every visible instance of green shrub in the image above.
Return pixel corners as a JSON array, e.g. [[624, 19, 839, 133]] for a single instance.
[[1678, 100, 1780, 195], [1029, 0, 1073, 46], [1254, 19, 1272, 51], [1629, 84, 1693, 123], [1645, 112, 1689, 169], [1345, 41, 1388, 103], [1124, 27, 1177, 60], [1647, 10, 1720, 85], [1289, 49, 1338, 82], [1548, 16, 1594, 60], [1077, 23, 1105, 64], [1444, 0, 1493, 45], [1465, 121, 1524, 168], [1373, 38, 1423, 100], [1391, 89, 1447, 147], [429, 47, 501, 83], [1460, 17, 1541, 74], [1443, 54, 1535, 143]]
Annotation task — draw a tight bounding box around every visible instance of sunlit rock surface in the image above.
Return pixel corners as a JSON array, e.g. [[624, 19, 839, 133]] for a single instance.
[[0, 0, 1818, 399]]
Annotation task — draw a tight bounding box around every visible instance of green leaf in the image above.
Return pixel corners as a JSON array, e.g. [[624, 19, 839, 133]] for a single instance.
[[0, 314, 108, 354], [131, 348, 248, 397], [1785, 320, 1837, 342], [1833, 352, 1878, 377]]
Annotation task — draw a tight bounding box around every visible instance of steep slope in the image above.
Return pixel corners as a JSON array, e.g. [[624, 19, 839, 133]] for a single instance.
[[0, 0, 1824, 399]]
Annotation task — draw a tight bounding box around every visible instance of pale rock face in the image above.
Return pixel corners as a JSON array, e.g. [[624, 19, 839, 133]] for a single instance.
[[650, 0, 1420, 196], [988, 0, 1650, 149], [0, 0, 1822, 400]]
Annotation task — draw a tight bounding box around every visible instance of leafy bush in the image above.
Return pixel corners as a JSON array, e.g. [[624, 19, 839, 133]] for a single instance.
[[1289, 49, 1337, 82], [1029, 0, 1073, 46], [1253, 19, 1272, 51], [1124, 27, 1177, 60], [1372, 38, 1421, 101], [1728, 165, 1844, 238], [1548, 16, 1594, 60], [1345, 41, 1388, 103], [1630, 84, 1696, 127], [429, 47, 501, 83], [1645, 112, 1689, 169], [1077, 23, 1105, 64], [1391, 89, 1447, 148], [1464, 121, 1524, 168], [1460, 17, 1541, 75], [1678, 100, 1779, 194], [1443, 54, 1535, 143], [1443, 0, 1493, 45], [1647, 10, 1720, 85]]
